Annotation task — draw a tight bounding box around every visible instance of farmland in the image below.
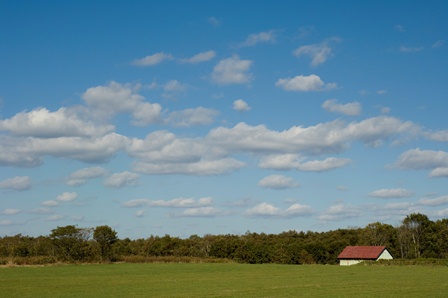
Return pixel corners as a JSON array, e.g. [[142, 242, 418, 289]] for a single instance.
[[1, 263, 447, 297]]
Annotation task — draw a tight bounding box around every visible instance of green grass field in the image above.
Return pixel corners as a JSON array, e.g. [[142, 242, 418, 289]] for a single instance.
[[1, 263, 447, 297]]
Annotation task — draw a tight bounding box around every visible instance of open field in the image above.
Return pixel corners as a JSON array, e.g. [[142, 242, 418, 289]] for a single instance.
[[1, 263, 448, 297]]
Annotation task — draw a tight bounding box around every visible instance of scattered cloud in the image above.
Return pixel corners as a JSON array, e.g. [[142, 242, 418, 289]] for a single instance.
[[258, 175, 299, 190], [368, 188, 414, 198], [0, 176, 31, 191], [417, 195, 448, 206], [66, 166, 107, 186], [1, 208, 20, 215], [56, 192, 78, 202], [211, 55, 253, 85], [394, 148, 448, 177], [293, 37, 340, 67], [318, 204, 361, 221], [104, 171, 139, 188], [322, 99, 361, 116], [82, 81, 162, 125], [259, 154, 351, 172], [395, 24, 405, 32], [0, 107, 114, 138], [166, 107, 219, 127], [123, 197, 213, 208], [240, 30, 276, 47], [132, 52, 173, 66], [233, 99, 251, 112], [179, 51, 216, 64], [244, 202, 313, 218], [177, 207, 223, 217], [275, 74, 337, 91]]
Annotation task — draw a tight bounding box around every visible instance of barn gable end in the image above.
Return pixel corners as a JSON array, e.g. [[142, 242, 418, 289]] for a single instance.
[[338, 246, 393, 266]]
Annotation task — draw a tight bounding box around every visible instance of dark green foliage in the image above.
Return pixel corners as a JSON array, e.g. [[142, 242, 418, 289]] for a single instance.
[[1, 213, 447, 265]]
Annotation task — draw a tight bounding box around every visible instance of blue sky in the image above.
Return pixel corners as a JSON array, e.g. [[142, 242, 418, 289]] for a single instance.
[[1, 1, 447, 239]]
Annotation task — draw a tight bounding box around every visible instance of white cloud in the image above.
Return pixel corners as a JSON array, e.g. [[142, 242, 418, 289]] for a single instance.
[[368, 188, 414, 198], [233, 99, 251, 111], [178, 207, 222, 217], [394, 148, 448, 172], [322, 99, 361, 116], [318, 204, 361, 221], [244, 202, 313, 218], [66, 166, 107, 186], [123, 197, 213, 208], [293, 38, 340, 67], [258, 175, 299, 189], [258, 154, 351, 172], [275, 74, 337, 91], [135, 210, 145, 217], [104, 171, 139, 188], [56, 192, 78, 202], [133, 158, 245, 175], [132, 52, 173, 66], [1, 208, 20, 215], [430, 167, 448, 178], [166, 107, 219, 127], [0, 220, 13, 226], [417, 195, 448, 206], [82, 81, 162, 125], [46, 214, 66, 221], [179, 51, 216, 63], [0, 176, 31, 191], [211, 55, 253, 85], [240, 30, 276, 47], [41, 200, 60, 207], [0, 107, 114, 138]]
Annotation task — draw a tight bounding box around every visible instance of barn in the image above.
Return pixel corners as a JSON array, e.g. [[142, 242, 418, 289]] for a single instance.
[[337, 246, 393, 266]]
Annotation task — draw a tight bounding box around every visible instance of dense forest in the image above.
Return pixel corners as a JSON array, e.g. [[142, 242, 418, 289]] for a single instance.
[[1, 213, 447, 265]]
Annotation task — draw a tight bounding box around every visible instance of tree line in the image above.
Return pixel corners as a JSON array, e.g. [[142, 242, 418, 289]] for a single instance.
[[1, 213, 447, 265]]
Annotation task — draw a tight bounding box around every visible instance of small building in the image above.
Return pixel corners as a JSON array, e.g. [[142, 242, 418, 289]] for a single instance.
[[337, 246, 393, 266]]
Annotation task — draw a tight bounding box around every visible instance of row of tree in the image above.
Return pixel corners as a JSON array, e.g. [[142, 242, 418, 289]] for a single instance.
[[1, 213, 447, 264]]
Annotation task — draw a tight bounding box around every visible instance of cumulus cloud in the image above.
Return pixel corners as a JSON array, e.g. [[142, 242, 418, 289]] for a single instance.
[[318, 204, 361, 221], [132, 52, 173, 66], [368, 188, 414, 198], [211, 55, 253, 85], [41, 200, 60, 207], [244, 202, 313, 218], [0, 107, 114, 138], [166, 107, 219, 127], [177, 207, 223, 217], [233, 99, 251, 111], [66, 166, 107, 186], [57, 192, 78, 202], [275, 74, 337, 91], [417, 195, 448, 206], [123, 197, 213, 208], [240, 30, 276, 47], [82, 81, 162, 125], [258, 175, 299, 189], [394, 148, 448, 176], [322, 99, 361, 116], [0, 220, 13, 226], [104, 171, 139, 188], [0, 176, 31, 191], [259, 154, 351, 172], [1, 208, 20, 215], [293, 37, 340, 67], [179, 51, 216, 63]]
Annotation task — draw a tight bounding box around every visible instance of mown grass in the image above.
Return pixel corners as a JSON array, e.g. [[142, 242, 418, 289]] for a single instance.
[[1, 263, 447, 297]]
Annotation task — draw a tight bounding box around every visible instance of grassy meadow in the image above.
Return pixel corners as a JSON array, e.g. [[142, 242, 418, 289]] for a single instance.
[[1, 263, 447, 297]]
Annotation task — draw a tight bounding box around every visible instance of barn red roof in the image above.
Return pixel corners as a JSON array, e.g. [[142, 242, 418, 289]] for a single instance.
[[337, 246, 387, 260]]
